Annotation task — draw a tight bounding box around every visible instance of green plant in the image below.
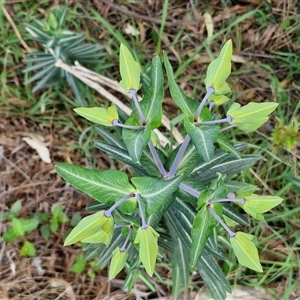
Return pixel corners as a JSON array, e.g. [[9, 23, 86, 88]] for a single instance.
[[1, 200, 39, 257], [38, 205, 69, 240], [23, 6, 110, 106], [55, 41, 282, 299]]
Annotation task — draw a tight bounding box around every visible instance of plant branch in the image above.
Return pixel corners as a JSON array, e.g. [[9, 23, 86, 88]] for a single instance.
[[179, 183, 200, 198], [168, 135, 191, 178], [130, 89, 146, 124], [194, 87, 215, 119], [209, 198, 245, 204], [148, 141, 167, 176], [207, 206, 236, 238], [195, 116, 232, 127], [136, 193, 148, 229], [120, 227, 133, 252], [112, 120, 144, 130], [104, 194, 134, 217]]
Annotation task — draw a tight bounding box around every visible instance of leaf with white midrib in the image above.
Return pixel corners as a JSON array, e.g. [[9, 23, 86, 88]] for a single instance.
[[55, 163, 135, 205]]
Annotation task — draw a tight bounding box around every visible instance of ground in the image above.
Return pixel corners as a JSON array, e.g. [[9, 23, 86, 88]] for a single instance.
[[0, 0, 300, 299]]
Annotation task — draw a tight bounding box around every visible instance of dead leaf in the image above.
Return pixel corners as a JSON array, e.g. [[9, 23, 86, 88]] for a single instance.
[[203, 12, 213, 38], [123, 23, 140, 36], [22, 137, 51, 163]]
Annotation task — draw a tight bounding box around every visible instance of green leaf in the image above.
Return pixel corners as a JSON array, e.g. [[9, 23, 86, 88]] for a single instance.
[[74, 105, 118, 127], [241, 194, 283, 220], [40, 224, 50, 240], [222, 203, 249, 226], [95, 126, 126, 149], [9, 200, 22, 215], [227, 102, 279, 133], [131, 56, 164, 129], [191, 153, 261, 185], [197, 249, 231, 300], [122, 120, 151, 162], [184, 117, 219, 162], [11, 218, 25, 236], [139, 148, 166, 178], [205, 40, 232, 94], [131, 176, 182, 214], [190, 204, 222, 266], [209, 94, 230, 105], [230, 232, 263, 272], [21, 241, 36, 257], [55, 163, 135, 205], [119, 44, 141, 92], [64, 211, 114, 246], [163, 52, 199, 118], [165, 143, 200, 176], [109, 247, 128, 280], [94, 141, 149, 176], [216, 133, 241, 159], [70, 253, 86, 273], [134, 226, 159, 276]]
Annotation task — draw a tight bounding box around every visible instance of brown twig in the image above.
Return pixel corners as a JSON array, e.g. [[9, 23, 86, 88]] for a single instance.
[[2, 5, 31, 53]]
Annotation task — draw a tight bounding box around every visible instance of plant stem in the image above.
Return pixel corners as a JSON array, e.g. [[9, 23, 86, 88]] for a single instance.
[[130, 89, 146, 124], [104, 194, 134, 217], [195, 116, 232, 127], [179, 182, 200, 198], [194, 87, 215, 119], [167, 135, 190, 178], [220, 124, 237, 132], [148, 140, 167, 176], [136, 193, 148, 229], [209, 101, 214, 111], [207, 206, 236, 238], [209, 198, 245, 204], [120, 227, 133, 252], [112, 120, 144, 130]]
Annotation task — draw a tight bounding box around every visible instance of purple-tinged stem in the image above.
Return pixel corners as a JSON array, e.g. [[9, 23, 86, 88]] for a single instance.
[[104, 194, 134, 217], [207, 206, 236, 238], [120, 227, 133, 252], [179, 182, 200, 198], [220, 124, 237, 132], [136, 193, 148, 229], [195, 116, 232, 127], [148, 140, 167, 176], [194, 87, 215, 119], [112, 120, 144, 130], [167, 135, 191, 178], [130, 89, 146, 124], [209, 198, 245, 204], [209, 101, 214, 111]]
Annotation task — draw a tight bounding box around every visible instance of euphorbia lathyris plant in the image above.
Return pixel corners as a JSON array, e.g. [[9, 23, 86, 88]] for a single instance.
[[55, 40, 282, 299]]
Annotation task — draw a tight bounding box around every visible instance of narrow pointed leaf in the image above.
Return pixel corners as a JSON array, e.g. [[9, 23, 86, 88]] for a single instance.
[[163, 52, 199, 118], [134, 226, 159, 276], [109, 247, 128, 280], [55, 163, 135, 205], [94, 141, 149, 176], [119, 44, 141, 92], [205, 40, 232, 94], [216, 133, 241, 158], [190, 204, 222, 266], [130, 56, 164, 129]]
